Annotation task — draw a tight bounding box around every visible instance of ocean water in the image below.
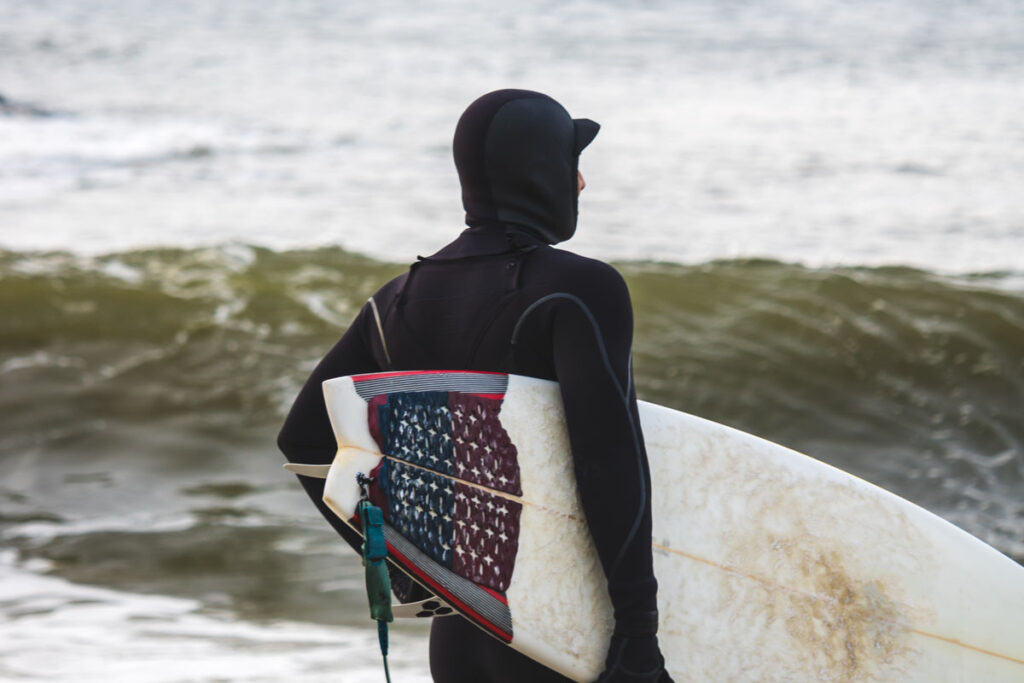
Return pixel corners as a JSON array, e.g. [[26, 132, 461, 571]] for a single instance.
[[1, 0, 1022, 681]]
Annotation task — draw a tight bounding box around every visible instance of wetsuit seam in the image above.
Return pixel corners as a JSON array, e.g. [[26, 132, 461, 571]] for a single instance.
[[509, 291, 648, 581], [367, 296, 393, 370]]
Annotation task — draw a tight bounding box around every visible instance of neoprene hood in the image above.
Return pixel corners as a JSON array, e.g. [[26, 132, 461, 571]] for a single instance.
[[453, 89, 600, 244]]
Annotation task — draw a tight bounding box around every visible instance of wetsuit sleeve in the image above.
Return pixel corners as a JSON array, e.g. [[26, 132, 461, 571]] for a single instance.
[[278, 300, 440, 605], [277, 304, 380, 554], [547, 265, 657, 636]]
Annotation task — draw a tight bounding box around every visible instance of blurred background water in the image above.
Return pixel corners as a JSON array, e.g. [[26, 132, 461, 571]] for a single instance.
[[1, 0, 1022, 681]]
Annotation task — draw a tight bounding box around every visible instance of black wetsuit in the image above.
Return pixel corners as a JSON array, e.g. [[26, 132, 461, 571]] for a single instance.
[[278, 90, 669, 683]]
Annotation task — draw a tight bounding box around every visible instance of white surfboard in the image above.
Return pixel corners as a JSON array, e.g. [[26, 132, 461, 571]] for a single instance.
[[286, 370, 1024, 682]]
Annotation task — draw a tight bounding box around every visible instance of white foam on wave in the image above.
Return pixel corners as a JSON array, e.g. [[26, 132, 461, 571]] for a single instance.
[[0, 551, 431, 682], [1, 0, 1022, 274]]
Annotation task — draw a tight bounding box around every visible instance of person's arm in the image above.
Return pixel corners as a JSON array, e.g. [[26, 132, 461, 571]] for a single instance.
[[277, 302, 430, 604], [545, 265, 670, 682], [277, 304, 380, 554]]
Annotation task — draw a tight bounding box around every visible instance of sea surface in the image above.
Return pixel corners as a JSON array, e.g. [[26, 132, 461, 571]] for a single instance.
[[1, 0, 1022, 681]]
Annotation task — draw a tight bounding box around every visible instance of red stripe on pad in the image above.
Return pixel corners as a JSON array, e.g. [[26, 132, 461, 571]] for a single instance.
[[386, 544, 513, 643], [352, 370, 507, 382], [480, 585, 508, 605]]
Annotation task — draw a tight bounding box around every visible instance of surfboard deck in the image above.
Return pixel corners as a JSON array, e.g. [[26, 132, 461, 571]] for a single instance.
[[289, 370, 1024, 682]]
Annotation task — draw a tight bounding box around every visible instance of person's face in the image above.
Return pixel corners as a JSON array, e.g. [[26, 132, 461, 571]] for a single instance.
[[577, 170, 586, 196]]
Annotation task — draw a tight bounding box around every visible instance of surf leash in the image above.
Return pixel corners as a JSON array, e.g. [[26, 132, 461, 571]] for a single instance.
[[357, 473, 393, 683]]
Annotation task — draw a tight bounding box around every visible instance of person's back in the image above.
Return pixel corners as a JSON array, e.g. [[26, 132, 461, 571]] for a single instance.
[[279, 90, 672, 682]]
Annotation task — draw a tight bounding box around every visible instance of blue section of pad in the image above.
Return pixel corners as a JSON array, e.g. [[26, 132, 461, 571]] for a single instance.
[[380, 459, 456, 568], [375, 391, 457, 568], [376, 391, 454, 475]]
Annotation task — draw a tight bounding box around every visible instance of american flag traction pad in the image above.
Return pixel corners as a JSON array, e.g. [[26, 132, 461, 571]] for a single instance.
[[351, 370, 523, 642]]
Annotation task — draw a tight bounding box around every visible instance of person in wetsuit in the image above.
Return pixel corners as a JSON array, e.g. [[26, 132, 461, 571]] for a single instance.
[[278, 89, 672, 683]]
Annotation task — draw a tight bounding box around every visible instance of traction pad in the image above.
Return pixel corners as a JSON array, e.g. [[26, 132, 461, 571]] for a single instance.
[[359, 376, 523, 595]]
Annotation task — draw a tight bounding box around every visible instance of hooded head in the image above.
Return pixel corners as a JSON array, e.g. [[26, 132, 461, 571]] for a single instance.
[[453, 89, 599, 244]]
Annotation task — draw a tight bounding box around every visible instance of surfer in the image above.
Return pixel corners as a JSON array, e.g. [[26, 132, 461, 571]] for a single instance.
[[279, 89, 672, 682]]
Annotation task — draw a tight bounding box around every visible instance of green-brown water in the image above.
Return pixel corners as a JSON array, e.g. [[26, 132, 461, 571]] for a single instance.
[[1, 245, 1022, 679]]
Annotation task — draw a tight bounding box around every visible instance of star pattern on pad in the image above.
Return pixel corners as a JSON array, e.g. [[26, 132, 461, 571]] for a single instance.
[[371, 389, 524, 593], [450, 393, 522, 496]]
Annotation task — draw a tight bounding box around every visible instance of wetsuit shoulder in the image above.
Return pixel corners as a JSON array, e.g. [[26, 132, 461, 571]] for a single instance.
[[535, 247, 625, 283], [525, 248, 632, 331], [525, 248, 631, 312]]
